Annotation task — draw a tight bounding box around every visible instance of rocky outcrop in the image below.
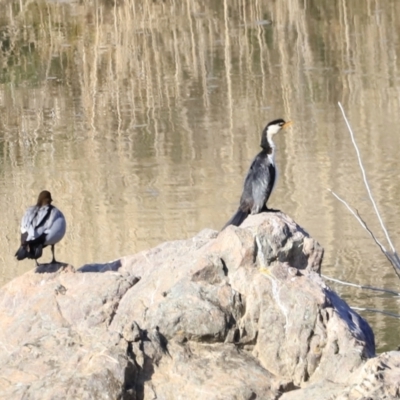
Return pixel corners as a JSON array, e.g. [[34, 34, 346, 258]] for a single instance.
[[0, 212, 397, 399]]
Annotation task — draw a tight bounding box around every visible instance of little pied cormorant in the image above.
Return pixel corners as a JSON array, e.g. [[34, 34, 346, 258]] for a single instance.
[[222, 119, 292, 230]]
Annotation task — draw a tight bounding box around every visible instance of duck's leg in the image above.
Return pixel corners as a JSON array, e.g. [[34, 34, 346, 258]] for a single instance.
[[51, 245, 57, 263]]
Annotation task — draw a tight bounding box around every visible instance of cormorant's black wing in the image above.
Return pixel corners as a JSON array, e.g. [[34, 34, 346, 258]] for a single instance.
[[222, 152, 276, 230], [240, 153, 275, 214]]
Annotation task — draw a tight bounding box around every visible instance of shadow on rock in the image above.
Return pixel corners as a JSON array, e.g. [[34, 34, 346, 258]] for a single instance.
[[35, 262, 74, 274], [78, 259, 122, 273]]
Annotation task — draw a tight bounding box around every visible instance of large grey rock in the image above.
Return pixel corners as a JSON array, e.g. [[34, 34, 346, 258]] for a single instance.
[[280, 350, 400, 400], [0, 212, 392, 400]]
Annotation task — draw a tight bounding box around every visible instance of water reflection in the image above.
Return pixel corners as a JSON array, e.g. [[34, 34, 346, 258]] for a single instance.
[[1, 0, 400, 352]]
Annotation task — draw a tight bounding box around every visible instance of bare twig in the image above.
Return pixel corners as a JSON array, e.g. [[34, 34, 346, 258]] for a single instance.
[[327, 190, 400, 277], [329, 103, 400, 279], [351, 307, 400, 319], [327, 189, 387, 253], [322, 274, 400, 297], [328, 189, 400, 279], [337, 102, 395, 253]]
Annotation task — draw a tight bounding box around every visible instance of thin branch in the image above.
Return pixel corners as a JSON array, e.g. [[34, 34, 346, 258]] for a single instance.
[[353, 210, 400, 281], [327, 189, 387, 253], [322, 274, 400, 297], [328, 189, 400, 278], [330, 104, 400, 279], [351, 307, 400, 319], [338, 102, 395, 253]]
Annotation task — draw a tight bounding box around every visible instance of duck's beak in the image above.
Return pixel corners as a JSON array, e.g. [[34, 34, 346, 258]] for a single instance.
[[283, 121, 293, 129]]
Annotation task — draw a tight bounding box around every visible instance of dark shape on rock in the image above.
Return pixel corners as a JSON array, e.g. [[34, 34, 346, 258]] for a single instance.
[[78, 259, 122, 273], [35, 262, 73, 274]]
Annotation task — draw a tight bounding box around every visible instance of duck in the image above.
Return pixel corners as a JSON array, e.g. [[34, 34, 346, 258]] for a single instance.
[[15, 190, 66, 265], [222, 119, 292, 230]]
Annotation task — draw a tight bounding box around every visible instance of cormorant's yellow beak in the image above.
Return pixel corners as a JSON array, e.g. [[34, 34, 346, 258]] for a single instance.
[[283, 121, 293, 129]]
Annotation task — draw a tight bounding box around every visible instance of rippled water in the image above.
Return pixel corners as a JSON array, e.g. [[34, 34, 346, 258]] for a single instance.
[[1, 0, 400, 352]]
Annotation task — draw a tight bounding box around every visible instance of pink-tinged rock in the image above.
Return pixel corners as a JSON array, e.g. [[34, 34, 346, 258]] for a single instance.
[[0, 212, 388, 400]]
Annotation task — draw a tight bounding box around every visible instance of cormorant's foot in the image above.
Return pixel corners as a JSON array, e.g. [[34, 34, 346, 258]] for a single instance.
[[264, 207, 281, 213], [260, 203, 281, 213]]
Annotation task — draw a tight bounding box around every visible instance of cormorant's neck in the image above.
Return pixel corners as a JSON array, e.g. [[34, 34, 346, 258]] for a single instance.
[[260, 134, 275, 154]]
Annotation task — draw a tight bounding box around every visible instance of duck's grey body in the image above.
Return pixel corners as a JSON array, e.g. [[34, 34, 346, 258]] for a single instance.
[[15, 191, 66, 264]]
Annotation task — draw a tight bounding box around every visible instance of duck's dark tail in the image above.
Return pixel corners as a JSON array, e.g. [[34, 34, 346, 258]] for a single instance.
[[15, 244, 43, 260], [15, 245, 29, 260], [221, 208, 249, 231]]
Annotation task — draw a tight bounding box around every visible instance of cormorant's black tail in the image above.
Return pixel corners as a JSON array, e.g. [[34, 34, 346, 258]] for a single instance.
[[221, 208, 249, 231]]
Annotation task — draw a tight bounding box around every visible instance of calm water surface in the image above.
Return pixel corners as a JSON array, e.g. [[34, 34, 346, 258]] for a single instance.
[[1, 0, 400, 352]]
